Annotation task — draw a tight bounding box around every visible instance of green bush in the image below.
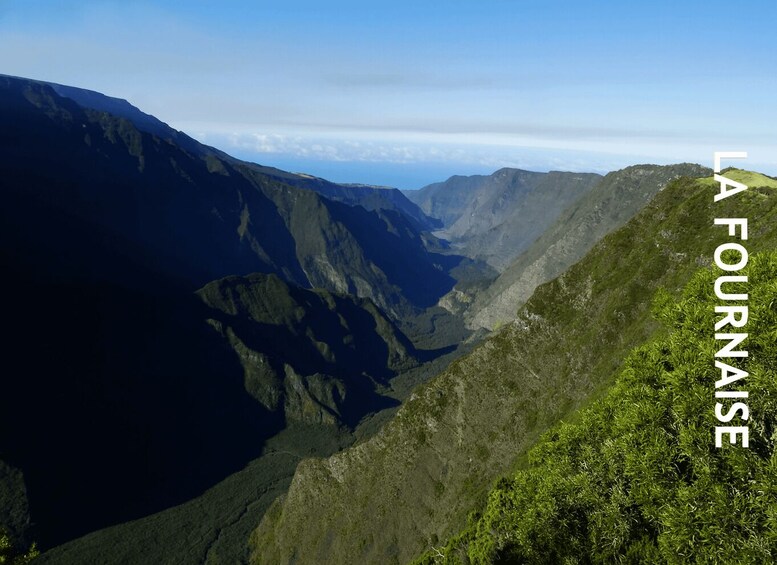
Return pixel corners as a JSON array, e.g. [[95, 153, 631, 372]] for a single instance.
[[0, 529, 38, 565], [422, 251, 777, 564]]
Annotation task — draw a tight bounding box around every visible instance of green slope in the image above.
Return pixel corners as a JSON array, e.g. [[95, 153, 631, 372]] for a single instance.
[[418, 251, 777, 563], [250, 172, 777, 564]]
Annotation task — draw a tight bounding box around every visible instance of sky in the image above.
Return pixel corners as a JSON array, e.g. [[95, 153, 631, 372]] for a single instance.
[[1, 0, 776, 188]]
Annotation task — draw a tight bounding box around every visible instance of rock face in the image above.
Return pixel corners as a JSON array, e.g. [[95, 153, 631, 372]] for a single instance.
[[467, 163, 711, 329], [197, 273, 418, 427], [0, 74, 466, 320], [250, 172, 777, 565], [249, 166, 442, 233], [405, 168, 603, 269]]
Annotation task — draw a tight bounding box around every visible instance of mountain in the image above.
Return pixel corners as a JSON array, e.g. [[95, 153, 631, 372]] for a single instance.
[[32, 270, 420, 564], [38, 76, 441, 235], [417, 250, 777, 563], [0, 74, 472, 553], [467, 163, 711, 329], [405, 168, 603, 269], [0, 74, 461, 318], [245, 165, 441, 232], [197, 272, 418, 427], [5, 72, 762, 565], [250, 170, 777, 564]]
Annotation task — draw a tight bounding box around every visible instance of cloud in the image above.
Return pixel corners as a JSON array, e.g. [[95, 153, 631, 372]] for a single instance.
[[194, 130, 666, 175], [223, 133, 445, 164], [181, 121, 777, 188]]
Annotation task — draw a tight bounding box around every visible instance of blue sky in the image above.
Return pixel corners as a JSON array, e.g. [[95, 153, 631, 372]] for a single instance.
[[1, 0, 776, 188]]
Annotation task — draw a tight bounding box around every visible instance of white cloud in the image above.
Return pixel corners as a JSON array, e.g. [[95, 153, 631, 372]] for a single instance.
[[190, 128, 675, 176]]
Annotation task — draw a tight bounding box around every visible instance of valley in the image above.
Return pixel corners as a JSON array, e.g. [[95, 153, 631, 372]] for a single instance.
[[1, 74, 775, 565]]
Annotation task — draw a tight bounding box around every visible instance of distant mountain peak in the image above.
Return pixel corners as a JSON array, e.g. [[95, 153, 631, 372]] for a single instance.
[[405, 167, 603, 268]]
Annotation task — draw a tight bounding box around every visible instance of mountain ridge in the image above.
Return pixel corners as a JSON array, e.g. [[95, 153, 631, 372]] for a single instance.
[[405, 168, 603, 269], [467, 162, 711, 329], [2, 73, 441, 235], [197, 272, 417, 427], [0, 74, 466, 318], [1, 73, 752, 565]]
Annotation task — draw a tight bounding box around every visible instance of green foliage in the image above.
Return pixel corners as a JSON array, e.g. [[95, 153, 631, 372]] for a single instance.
[[0, 530, 38, 565], [423, 252, 777, 564], [698, 168, 777, 190]]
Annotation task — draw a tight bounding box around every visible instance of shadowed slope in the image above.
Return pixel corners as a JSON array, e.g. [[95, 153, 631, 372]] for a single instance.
[[0, 75, 463, 553]]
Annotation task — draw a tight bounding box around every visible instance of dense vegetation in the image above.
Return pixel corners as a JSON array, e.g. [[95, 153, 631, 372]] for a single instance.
[[0, 529, 37, 565], [416, 251, 777, 564]]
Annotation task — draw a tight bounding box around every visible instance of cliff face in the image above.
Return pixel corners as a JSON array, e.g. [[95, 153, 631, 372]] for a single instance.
[[0, 75, 467, 319], [197, 273, 418, 427], [467, 163, 711, 330], [406, 168, 603, 269], [251, 172, 777, 565], [417, 250, 777, 563]]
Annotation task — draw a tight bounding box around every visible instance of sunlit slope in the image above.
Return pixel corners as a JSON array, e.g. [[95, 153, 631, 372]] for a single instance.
[[251, 173, 777, 565], [416, 251, 777, 563]]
